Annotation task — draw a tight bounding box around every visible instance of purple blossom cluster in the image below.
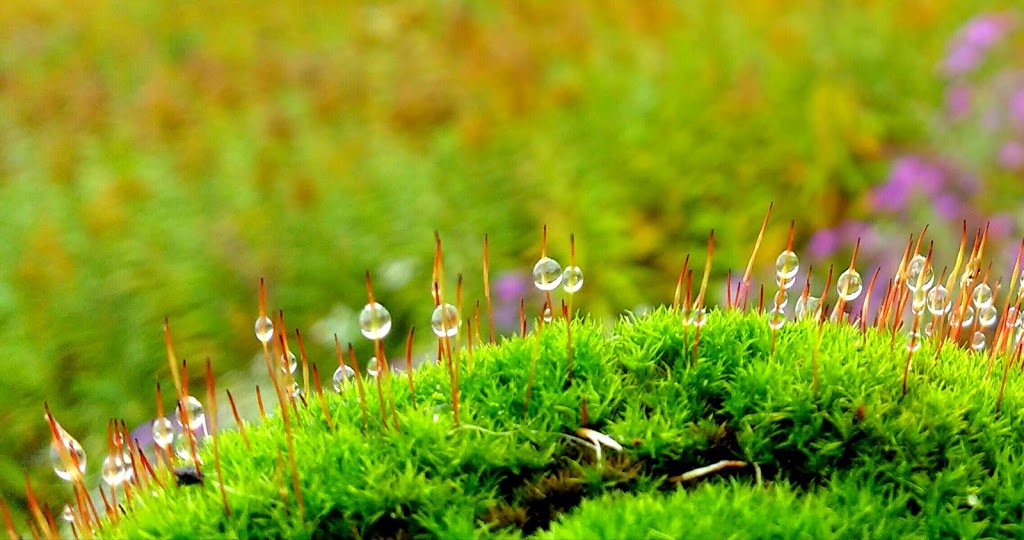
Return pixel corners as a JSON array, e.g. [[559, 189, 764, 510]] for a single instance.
[[808, 10, 1024, 292]]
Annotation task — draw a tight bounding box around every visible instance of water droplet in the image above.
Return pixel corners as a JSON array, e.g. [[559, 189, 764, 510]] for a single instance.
[[431, 403, 451, 423], [333, 365, 355, 392], [152, 417, 174, 448], [1007, 307, 1021, 328], [836, 269, 863, 301], [795, 295, 820, 320], [175, 396, 206, 431], [906, 331, 922, 352], [690, 307, 707, 327], [358, 302, 393, 340], [101, 453, 130, 486], [979, 305, 998, 327], [562, 266, 584, 293], [431, 304, 460, 338], [49, 435, 87, 482], [967, 494, 980, 507], [542, 307, 553, 323], [61, 505, 74, 523], [927, 285, 951, 316], [768, 307, 786, 329], [911, 289, 927, 314], [532, 257, 563, 291], [367, 357, 380, 377], [972, 283, 994, 308], [775, 250, 799, 281], [924, 321, 934, 337], [254, 315, 274, 343], [174, 437, 195, 461], [290, 383, 303, 399], [949, 307, 976, 328], [905, 255, 934, 292], [280, 350, 297, 374], [971, 331, 987, 351], [773, 290, 789, 310]]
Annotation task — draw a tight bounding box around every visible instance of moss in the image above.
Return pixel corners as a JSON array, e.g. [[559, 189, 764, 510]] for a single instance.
[[86, 306, 1024, 538]]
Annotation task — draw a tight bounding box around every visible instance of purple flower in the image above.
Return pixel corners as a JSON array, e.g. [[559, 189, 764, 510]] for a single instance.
[[999, 140, 1024, 169], [945, 83, 973, 119], [870, 155, 947, 211], [933, 193, 963, 220], [808, 228, 839, 259], [943, 12, 1016, 77], [988, 213, 1015, 238], [493, 271, 530, 302]]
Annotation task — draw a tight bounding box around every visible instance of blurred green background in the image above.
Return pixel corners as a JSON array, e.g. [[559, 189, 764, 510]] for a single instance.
[[2, 0, 1022, 525]]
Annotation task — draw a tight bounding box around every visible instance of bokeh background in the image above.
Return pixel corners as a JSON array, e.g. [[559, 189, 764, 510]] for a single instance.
[[2, 0, 1024, 525]]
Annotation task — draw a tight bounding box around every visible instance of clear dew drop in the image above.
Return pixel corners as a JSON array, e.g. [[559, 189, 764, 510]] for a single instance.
[[690, 307, 707, 327], [333, 365, 355, 392], [836, 269, 864, 302], [174, 437, 194, 461], [61, 505, 74, 523], [773, 290, 789, 310], [254, 315, 274, 343], [542, 307, 553, 323], [1007, 307, 1021, 328], [979, 305, 998, 327], [367, 357, 380, 377], [358, 302, 393, 340], [906, 331, 922, 352], [768, 307, 786, 330], [280, 350, 297, 374], [152, 417, 175, 448], [562, 266, 584, 293], [971, 331, 987, 351], [952, 306, 976, 328], [532, 257, 563, 291], [101, 453, 130, 487], [967, 494, 980, 508], [905, 255, 934, 292], [927, 285, 951, 316], [431, 304, 460, 338], [795, 295, 820, 320], [775, 250, 800, 281], [972, 283, 994, 308], [49, 436, 87, 482], [911, 289, 927, 315], [175, 395, 206, 431], [924, 321, 934, 337]]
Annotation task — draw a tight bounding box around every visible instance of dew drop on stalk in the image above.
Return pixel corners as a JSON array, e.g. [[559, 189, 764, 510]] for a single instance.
[[690, 307, 707, 327], [924, 321, 934, 337], [152, 417, 175, 448], [979, 305, 998, 327], [768, 307, 786, 329], [905, 255, 934, 292], [911, 289, 927, 315], [837, 269, 863, 301], [972, 283, 993, 308], [431, 303, 460, 337], [1007, 307, 1021, 328], [542, 307, 552, 323], [927, 285, 951, 316], [532, 257, 563, 291], [49, 435, 87, 482], [101, 454, 127, 486], [333, 365, 355, 392], [358, 302, 393, 340], [775, 250, 799, 281], [367, 357, 380, 377], [175, 395, 206, 431], [773, 290, 789, 310], [562, 266, 584, 293], [61, 505, 73, 523], [254, 315, 274, 343], [795, 295, 820, 320], [949, 306, 975, 328], [971, 331, 987, 351], [906, 331, 921, 352], [280, 350, 297, 374]]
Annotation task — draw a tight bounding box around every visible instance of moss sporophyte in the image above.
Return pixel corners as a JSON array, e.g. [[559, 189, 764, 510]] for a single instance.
[[13, 210, 1024, 538]]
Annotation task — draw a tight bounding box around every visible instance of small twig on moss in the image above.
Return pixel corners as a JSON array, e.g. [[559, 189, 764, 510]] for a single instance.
[[669, 460, 748, 483]]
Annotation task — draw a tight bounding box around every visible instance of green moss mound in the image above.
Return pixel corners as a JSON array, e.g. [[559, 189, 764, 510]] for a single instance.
[[101, 308, 1024, 538]]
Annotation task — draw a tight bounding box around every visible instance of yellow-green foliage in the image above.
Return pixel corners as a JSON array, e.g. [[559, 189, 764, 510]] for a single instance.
[[90, 308, 1024, 538]]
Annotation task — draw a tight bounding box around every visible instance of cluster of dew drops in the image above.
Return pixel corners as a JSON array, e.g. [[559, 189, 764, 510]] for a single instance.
[[763, 242, 1020, 355]]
